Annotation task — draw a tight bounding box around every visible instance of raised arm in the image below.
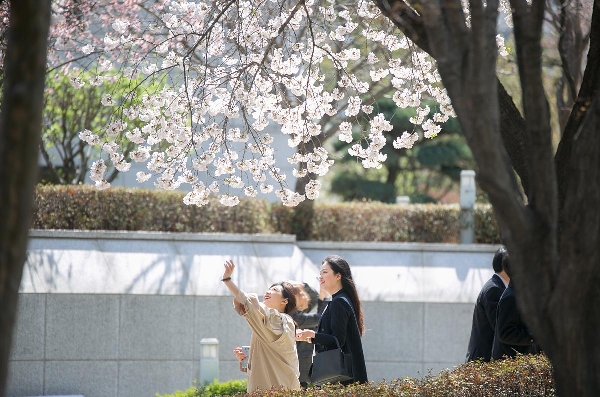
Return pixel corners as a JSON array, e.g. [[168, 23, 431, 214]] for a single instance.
[[222, 259, 241, 297]]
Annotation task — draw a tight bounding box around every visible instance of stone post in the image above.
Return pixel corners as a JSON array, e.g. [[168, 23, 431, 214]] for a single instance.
[[200, 338, 219, 384], [460, 170, 476, 244]]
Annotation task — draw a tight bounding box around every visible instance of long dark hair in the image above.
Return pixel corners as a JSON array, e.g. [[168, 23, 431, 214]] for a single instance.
[[322, 255, 365, 336], [271, 281, 297, 314]]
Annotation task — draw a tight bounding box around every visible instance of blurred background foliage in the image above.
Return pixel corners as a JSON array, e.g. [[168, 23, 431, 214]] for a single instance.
[[39, 69, 163, 185], [329, 98, 475, 204]]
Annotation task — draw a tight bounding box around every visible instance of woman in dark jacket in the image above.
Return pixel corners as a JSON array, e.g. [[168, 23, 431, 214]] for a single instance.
[[296, 255, 368, 384]]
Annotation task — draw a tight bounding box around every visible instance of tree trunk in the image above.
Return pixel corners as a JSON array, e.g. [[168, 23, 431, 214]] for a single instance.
[[548, 95, 600, 396], [0, 1, 50, 394]]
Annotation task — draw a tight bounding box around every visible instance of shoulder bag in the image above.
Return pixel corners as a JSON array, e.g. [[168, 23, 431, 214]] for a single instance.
[[309, 335, 353, 385]]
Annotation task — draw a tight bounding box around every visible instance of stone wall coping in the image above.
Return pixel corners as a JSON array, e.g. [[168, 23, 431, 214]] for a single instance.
[[29, 230, 500, 252], [297, 240, 500, 252], [29, 229, 296, 243]]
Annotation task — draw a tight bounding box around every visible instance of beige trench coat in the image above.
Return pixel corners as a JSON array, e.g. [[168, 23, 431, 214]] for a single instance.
[[234, 290, 301, 392]]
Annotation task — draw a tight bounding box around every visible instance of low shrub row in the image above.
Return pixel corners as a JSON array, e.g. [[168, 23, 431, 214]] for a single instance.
[[33, 185, 501, 243], [160, 354, 554, 396], [157, 379, 248, 397]]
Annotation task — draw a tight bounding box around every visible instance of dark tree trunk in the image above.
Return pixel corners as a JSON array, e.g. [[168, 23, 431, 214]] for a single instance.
[[0, 0, 50, 394], [374, 0, 600, 394], [550, 95, 600, 396]]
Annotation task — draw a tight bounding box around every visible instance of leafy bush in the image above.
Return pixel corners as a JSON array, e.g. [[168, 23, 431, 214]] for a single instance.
[[33, 185, 501, 243], [33, 185, 272, 233], [160, 355, 553, 397], [270, 201, 498, 243], [200, 379, 248, 397], [156, 387, 198, 397], [157, 379, 247, 397]]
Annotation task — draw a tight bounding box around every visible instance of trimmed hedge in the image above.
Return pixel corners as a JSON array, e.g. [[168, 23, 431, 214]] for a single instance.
[[33, 185, 501, 243], [158, 379, 247, 397], [160, 354, 554, 396], [33, 185, 272, 233]]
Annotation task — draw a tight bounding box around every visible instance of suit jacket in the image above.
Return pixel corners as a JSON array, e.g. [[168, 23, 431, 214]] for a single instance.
[[289, 299, 326, 384], [312, 290, 368, 384], [466, 273, 506, 362], [290, 300, 325, 358], [491, 282, 539, 360]]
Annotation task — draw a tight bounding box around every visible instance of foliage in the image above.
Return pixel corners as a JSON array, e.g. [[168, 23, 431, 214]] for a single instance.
[[199, 379, 248, 397], [33, 185, 271, 233], [33, 185, 501, 243], [40, 69, 160, 185], [157, 387, 198, 397], [330, 171, 398, 203], [272, 201, 458, 242], [159, 355, 554, 397], [330, 99, 474, 203], [158, 379, 247, 397]]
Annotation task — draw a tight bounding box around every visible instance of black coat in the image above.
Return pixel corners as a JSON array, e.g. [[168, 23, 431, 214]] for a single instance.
[[312, 290, 368, 384], [491, 282, 540, 359], [466, 274, 506, 362], [289, 299, 326, 384]]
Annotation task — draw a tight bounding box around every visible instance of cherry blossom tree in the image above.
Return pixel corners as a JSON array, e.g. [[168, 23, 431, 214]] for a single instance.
[[74, 0, 456, 207]]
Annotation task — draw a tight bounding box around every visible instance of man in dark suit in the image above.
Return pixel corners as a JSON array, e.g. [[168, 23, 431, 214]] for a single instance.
[[288, 282, 327, 388], [466, 246, 510, 362], [491, 254, 540, 359]]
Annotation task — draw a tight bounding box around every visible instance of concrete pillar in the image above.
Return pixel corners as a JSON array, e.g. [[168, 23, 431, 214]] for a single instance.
[[396, 196, 410, 205], [459, 170, 476, 244], [199, 338, 219, 385]]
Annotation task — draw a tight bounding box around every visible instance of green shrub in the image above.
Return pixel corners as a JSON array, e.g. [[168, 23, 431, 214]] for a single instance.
[[158, 379, 247, 397], [474, 204, 501, 244], [33, 185, 272, 234], [200, 379, 248, 396], [270, 201, 499, 243], [160, 355, 553, 397], [156, 387, 198, 397], [33, 185, 501, 243]]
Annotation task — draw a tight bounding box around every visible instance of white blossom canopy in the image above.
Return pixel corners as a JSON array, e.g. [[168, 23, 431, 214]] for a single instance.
[[70, 0, 509, 206]]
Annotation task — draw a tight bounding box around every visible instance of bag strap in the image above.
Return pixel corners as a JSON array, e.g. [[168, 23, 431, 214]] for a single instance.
[[339, 296, 357, 323], [323, 296, 358, 351], [331, 335, 343, 350]]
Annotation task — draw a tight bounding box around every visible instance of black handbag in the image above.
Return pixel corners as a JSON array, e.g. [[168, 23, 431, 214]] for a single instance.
[[309, 336, 353, 385]]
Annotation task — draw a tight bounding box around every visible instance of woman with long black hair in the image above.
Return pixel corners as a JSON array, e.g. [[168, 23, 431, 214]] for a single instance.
[[296, 255, 368, 384]]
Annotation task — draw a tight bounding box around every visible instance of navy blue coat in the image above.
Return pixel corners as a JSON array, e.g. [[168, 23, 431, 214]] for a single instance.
[[491, 282, 540, 359], [312, 290, 367, 384], [466, 274, 506, 362]]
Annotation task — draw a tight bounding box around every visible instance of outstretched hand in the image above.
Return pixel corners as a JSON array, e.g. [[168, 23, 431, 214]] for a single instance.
[[295, 329, 315, 343], [223, 260, 235, 279]]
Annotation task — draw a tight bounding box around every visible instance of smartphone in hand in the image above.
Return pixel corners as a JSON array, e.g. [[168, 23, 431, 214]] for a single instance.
[[241, 345, 250, 369]]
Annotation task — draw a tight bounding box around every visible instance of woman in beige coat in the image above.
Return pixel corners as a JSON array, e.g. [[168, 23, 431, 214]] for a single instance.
[[222, 260, 301, 392]]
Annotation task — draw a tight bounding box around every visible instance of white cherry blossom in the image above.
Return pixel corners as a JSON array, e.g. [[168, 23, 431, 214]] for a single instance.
[[75, 0, 470, 207]]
